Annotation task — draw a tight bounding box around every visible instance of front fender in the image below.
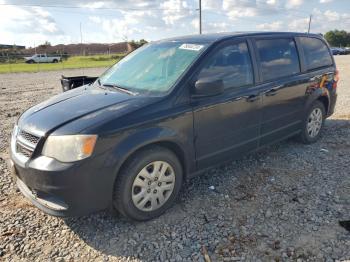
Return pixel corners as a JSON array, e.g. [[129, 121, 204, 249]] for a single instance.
[[95, 120, 195, 205], [109, 126, 192, 173]]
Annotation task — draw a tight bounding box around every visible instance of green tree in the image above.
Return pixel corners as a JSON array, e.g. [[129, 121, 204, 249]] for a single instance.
[[38, 41, 51, 48], [324, 30, 350, 47], [129, 39, 148, 49]]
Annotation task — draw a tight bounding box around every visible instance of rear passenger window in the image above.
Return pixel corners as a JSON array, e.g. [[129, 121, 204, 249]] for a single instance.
[[299, 37, 333, 70], [256, 38, 300, 82], [198, 42, 253, 89]]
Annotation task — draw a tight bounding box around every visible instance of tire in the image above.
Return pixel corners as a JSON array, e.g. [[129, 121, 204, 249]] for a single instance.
[[113, 146, 183, 221], [299, 100, 326, 144], [52, 59, 58, 63], [27, 60, 34, 64]]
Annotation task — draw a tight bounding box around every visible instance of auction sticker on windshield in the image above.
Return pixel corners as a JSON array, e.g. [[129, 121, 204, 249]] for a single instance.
[[179, 44, 204, 51]]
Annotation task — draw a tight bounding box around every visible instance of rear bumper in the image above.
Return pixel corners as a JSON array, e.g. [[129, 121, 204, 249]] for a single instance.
[[9, 150, 115, 217], [327, 92, 337, 117]]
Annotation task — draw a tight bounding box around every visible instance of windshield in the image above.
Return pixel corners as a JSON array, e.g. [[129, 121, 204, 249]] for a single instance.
[[98, 42, 207, 95]]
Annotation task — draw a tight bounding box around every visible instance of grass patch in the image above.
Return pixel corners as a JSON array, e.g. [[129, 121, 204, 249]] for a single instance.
[[0, 54, 125, 73]]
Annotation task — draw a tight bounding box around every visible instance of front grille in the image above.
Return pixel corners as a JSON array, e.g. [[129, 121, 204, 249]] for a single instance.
[[15, 129, 41, 160], [18, 130, 40, 146], [16, 142, 33, 158]]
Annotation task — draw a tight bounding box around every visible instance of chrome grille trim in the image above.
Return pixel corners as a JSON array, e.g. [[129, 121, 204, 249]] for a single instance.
[[14, 128, 41, 161], [16, 143, 33, 158], [18, 130, 40, 146]]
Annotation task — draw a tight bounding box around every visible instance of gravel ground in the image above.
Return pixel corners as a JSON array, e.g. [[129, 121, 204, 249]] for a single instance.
[[0, 59, 349, 262]]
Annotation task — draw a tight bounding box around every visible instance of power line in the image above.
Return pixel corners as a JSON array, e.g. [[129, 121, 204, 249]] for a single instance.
[[0, 1, 315, 34], [0, 1, 314, 17], [0, 3, 195, 11], [35, 8, 196, 18]]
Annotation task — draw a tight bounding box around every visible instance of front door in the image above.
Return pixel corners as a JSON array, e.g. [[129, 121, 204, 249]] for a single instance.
[[192, 40, 261, 169]]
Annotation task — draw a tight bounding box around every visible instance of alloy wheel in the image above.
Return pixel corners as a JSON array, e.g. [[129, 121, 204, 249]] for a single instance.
[[307, 108, 323, 138]]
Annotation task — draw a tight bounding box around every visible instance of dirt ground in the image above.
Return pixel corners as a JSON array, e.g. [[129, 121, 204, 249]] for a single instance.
[[0, 58, 349, 261]]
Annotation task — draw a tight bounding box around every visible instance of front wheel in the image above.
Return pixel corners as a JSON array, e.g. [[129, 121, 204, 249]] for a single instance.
[[299, 100, 325, 144], [112, 146, 183, 221]]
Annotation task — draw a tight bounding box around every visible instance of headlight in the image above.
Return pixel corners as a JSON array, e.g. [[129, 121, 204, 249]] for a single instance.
[[42, 135, 97, 162]]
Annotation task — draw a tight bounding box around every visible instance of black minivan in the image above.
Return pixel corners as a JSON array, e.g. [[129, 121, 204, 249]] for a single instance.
[[9, 32, 338, 220]]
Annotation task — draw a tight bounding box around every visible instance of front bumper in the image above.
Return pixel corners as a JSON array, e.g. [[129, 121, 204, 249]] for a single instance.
[[9, 150, 115, 217]]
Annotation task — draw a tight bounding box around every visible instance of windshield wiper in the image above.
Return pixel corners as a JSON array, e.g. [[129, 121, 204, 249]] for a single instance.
[[102, 83, 138, 95], [95, 78, 107, 90]]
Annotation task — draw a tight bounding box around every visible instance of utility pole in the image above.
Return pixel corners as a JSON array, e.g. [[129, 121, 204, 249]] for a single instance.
[[80, 22, 83, 55], [199, 0, 202, 34], [308, 15, 312, 34]]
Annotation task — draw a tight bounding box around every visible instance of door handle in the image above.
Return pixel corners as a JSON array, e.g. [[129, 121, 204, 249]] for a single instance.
[[246, 95, 260, 102], [265, 89, 277, 96]]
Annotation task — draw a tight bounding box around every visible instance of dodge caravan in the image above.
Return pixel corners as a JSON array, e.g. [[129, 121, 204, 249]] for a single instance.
[[9, 32, 338, 220]]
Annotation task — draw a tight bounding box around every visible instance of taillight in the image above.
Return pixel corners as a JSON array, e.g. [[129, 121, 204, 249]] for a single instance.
[[333, 69, 339, 89], [334, 69, 340, 82]]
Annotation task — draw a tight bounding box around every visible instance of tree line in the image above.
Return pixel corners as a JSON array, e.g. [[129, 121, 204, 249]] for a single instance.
[[324, 30, 350, 47]]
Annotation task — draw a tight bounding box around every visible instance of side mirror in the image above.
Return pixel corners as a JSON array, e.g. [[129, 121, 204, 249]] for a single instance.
[[193, 77, 224, 97]]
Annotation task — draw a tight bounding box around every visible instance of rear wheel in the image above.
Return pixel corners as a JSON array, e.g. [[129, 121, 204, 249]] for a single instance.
[[52, 59, 58, 63], [112, 146, 183, 221], [299, 100, 325, 144]]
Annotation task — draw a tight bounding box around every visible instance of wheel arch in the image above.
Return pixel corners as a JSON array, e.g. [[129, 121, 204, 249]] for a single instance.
[[119, 140, 187, 179], [109, 127, 193, 189], [305, 88, 330, 116], [316, 95, 329, 116]]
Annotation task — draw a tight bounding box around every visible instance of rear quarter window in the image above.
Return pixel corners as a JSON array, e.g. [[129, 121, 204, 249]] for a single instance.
[[298, 37, 333, 70]]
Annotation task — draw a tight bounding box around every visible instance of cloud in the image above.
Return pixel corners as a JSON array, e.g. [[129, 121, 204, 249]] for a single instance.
[[324, 10, 339, 21], [205, 22, 230, 33], [78, 0, 165, 11], [320, 0, 333, 3], [81, 1, 107, 9], [288, 17, 309, 31], [287, 8, 350, 33], [160, 0, 193, 25], [265, 0, 278, 5], [191, 18, 199, 30], [87, 6, 174, 42], [222, 0, 285, 20], [307, 8, 350, 32], [191, 20, 231, 33], [285, 0, 303, 8], [202, 0, 223, 9], [88, 13, 149, 42], [0, 2, 68, 45], [257, 21, 283, 30], [223, 0, 258, 20], [0, 6, 61, 34]]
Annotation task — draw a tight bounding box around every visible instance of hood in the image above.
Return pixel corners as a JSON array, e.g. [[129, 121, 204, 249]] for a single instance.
[[18, 85, 143, 136]]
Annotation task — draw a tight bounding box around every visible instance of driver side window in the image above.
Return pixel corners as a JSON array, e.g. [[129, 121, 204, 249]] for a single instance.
[[198, 42, 253, 90]]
